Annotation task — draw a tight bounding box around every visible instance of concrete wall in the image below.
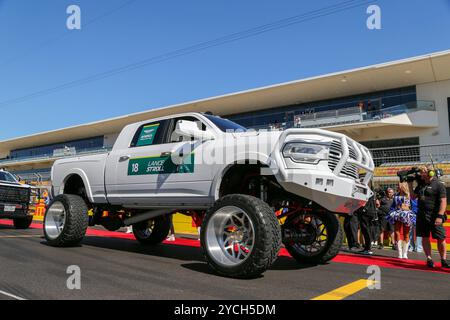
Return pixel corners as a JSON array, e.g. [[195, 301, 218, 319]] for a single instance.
[[416, 79, 450, 144], [344, 80, 450, 146], [347, 125, 428, 142]]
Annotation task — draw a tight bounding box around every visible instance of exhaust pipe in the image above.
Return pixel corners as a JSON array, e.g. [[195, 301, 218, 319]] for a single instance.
[[123, 209, 168, 226]]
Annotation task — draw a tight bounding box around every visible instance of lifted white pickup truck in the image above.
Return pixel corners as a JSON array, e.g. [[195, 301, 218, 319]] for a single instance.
[[45, 112, 374, 278]]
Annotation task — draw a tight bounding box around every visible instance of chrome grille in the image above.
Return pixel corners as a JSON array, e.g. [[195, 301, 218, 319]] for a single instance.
[[328, 140, 359, 180], [0, 185, 30, 204]]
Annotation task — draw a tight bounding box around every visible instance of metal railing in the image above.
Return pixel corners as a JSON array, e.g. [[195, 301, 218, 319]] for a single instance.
[[366, 143, 450, 190], [369, 143, 450, 167], [248, 100, 436, 131], [15, 172, 51, 183]]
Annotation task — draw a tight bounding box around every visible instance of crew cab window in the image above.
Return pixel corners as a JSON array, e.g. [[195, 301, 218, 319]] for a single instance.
[[204, 114, 247, 132], [167, 116, 207, 143], [130, 120, 168, 147]]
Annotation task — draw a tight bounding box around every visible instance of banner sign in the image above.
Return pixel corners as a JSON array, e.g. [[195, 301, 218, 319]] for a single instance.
[[136, 123, 160, 147], [374, 163, 450, 177], [128, 153, 194, 175]]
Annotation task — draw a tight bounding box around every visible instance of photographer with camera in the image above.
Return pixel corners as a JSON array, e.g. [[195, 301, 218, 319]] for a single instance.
[[410, 165, 449, 268]]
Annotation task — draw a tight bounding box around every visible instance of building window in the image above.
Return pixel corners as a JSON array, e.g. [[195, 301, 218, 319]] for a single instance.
[[10, 136, 104, 159], [447, 97, 450, 136], [226, 86, 417, 130]]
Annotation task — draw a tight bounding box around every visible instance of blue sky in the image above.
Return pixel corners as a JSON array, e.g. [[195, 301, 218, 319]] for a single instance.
[[0, 0, 449, 140]]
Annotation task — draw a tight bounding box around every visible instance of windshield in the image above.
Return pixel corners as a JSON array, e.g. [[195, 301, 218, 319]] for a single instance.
[[0, 171, 18, 183], [204, 115, 247, 132]]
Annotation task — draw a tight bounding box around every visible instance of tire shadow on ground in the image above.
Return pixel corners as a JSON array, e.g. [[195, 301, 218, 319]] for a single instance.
[[55, 235, 316, 277], [48, 232, 316, 275], [79, 235, 205, 262], [181, 256, 316, 278], [269, 256, 320, 271], [0, 224, 15, 230]]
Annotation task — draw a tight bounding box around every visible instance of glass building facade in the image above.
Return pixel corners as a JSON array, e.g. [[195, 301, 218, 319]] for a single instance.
[[226, 86, 417, 129], [10, 136, 104, 160]]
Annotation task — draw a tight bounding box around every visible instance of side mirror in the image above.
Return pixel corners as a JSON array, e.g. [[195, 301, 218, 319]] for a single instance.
[[174, 120, 215, 141]]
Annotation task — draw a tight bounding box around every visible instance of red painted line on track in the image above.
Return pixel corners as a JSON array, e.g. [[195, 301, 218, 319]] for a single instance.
[[1, 220, 449, 275]]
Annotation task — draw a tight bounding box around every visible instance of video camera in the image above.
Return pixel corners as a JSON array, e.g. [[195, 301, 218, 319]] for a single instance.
[[373, 188, 386, 200], [397, 167, 421, 183], [397, 166, 444, 183]]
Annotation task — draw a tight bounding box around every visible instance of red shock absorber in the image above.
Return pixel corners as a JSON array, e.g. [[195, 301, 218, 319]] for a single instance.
[[190, 210, 205, 228]]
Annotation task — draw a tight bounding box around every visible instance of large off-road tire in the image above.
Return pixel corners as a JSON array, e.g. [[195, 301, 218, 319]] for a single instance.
[[284, 211, 343, 265], [201, 194, 282, 279], [43, 194, 89, 247], [132, 215, 171, 245], [13, 216, 33, 229]]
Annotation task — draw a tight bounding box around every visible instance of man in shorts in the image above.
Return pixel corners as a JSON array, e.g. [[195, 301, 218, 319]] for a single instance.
[[412, 166, 449, 268]]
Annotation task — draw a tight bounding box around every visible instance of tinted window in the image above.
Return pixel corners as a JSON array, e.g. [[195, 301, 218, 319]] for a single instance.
[[10, 136, 104, 159], [130, 120, 168, 147], [226, 86, 416, 130], [204, 115, 247, 132], [448, 97, 450, 136]]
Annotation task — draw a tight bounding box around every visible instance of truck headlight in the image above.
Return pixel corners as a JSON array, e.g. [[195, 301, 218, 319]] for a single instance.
[[282, 142, 329, 164]]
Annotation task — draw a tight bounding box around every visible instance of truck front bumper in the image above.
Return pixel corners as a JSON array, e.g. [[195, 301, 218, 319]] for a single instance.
[[0, 203, 31, 219], [278, 169, 371, 214], [272, 128, 375, 214]]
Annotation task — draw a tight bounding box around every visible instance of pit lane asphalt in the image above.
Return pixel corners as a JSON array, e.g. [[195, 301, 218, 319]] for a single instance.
[[0, 224, 448, 300]]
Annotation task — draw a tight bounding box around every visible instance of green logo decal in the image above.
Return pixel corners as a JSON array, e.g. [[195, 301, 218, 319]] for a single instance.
[[128, 153, 195, 175], [136, 123, 160, 147]]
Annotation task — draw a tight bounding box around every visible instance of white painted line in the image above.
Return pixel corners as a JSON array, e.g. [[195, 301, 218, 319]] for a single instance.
[[0, 235, 41, 239], [0, 290, 27, 301]]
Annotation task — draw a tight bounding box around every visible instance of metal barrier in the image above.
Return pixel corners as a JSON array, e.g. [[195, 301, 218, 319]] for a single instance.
[[369, 143, 450, 190], [370, 143, 450, 167]]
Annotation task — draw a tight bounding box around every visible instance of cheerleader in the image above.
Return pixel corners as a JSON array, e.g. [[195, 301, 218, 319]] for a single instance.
[[386, 182, 417, 259]]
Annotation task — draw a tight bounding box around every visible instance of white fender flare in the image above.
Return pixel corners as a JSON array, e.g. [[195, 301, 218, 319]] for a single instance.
[[210, 152, 274, 201], [61, 169, 95, 203]]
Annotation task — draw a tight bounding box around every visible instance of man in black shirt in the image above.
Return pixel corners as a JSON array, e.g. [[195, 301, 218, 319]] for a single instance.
[[412, 166, 449, 268], [356, 195, 378, 255]]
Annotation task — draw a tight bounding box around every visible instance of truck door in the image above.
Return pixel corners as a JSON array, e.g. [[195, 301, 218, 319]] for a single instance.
[[147, 115, 215, 206], [105, 119, 170, 206], [106, 116, 215, 207]]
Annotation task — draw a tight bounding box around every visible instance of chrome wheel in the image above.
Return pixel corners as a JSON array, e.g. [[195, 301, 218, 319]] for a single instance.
[[205, 206, 255, 267], [44, 201, 67, 240]]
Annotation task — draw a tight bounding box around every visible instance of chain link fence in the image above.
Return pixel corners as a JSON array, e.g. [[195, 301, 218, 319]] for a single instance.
[[370, 143, 450, 167], [369, 143, 450, 190]]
